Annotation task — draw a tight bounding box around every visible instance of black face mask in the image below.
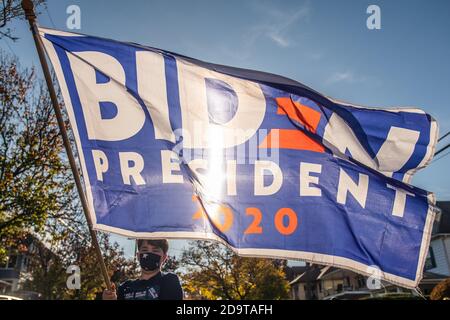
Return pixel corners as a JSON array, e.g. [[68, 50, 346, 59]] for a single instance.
[[139, 252, 162, 272]]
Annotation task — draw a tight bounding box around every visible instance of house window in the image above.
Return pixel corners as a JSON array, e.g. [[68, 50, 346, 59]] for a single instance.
[[22, 256, 30, 272], [6, 255, 18, 269], [357, 276, 366, 289], [425, 246, 436, 270]]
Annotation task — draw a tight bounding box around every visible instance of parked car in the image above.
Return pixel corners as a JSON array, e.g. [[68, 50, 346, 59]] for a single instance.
[[0, 295, 23, 300]]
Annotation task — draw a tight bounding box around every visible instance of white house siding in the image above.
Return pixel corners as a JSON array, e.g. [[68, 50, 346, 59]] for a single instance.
[[291, 283, 307, 300], [428, 236, 450, 276]]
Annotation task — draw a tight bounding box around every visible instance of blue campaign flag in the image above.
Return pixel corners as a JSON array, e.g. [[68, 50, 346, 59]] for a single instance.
[[39, 27, 439, 288]]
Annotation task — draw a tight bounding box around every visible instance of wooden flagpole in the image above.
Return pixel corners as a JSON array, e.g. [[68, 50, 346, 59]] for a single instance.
[[21, 0, 112, 291]]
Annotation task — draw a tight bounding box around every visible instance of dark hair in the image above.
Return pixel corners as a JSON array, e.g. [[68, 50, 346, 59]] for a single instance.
[[137, 239, 169, 254]]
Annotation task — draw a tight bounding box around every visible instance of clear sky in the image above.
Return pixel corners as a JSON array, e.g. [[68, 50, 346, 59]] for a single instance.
[[2, 0, 449, 260]]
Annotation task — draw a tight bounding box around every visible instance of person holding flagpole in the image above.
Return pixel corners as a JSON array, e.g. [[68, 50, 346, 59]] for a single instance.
[[103, 239, 183, 300]]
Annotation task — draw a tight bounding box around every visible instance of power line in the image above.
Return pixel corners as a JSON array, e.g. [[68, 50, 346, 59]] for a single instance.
[[435, 143, 450, 157], [438, 131, 450, 142], [427, 131, 450, 164], [432, 149, 450, 164]]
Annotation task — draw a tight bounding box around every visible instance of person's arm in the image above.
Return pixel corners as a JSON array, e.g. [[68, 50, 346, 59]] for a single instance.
[[160, 273, 183, 300]]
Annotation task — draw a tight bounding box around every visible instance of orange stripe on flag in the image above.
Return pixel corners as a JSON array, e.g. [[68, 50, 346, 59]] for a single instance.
[[259, 97, 324, 152], [259, 129, 325, 152], [275, 97, 321, 133]]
